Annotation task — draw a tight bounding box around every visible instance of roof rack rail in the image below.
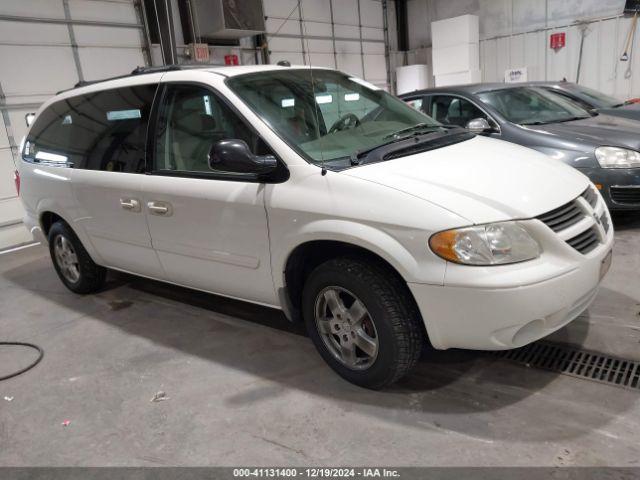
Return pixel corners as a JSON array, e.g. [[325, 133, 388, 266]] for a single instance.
[[130, 64, 183, 75], [60, 64, 186, 94]]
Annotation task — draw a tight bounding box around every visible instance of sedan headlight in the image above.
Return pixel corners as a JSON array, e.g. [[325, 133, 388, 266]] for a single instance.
[[595, 146, 640, 168], [429, 222, 541, 266]]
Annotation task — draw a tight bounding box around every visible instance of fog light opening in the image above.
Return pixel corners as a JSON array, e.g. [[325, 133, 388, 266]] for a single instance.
[[512, 319, 545, 346]]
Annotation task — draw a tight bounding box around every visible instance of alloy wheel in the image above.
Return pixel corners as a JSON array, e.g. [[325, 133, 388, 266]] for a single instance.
[[314, 286, 379, 370], [53, 235, 80, 283]]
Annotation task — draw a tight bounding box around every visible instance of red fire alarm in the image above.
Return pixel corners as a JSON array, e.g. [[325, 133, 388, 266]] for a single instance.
[[224, 54, 239, 66], [550, 32, 566, 51]]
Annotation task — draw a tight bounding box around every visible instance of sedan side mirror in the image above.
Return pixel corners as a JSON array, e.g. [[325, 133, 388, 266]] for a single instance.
[[208, 139, 278, 176], [465, 117, 492, 134]]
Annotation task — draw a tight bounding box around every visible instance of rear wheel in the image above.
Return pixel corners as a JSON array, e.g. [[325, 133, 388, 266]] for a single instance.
[[48, 221, 106, 294], [302, 256, 423, 389]]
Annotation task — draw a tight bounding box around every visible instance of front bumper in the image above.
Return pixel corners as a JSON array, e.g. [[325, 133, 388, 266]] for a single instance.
[[578, 167, 640, 210], [409, 216, 614, 351]]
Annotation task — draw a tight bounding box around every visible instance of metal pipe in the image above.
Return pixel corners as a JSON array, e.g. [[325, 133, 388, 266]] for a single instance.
[[0, 13, 143, 29], [268, 33, 384, 44], [329, 0, 338, 69], [0, 41, 145, 48], [382, 0, 392, 92], [62, 0, 85, 82], [357, 0, 366, 76], [135, 0, 154, 66]]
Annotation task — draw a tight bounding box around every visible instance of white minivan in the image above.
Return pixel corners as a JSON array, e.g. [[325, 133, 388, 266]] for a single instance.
[[17, 65, 613, 388]]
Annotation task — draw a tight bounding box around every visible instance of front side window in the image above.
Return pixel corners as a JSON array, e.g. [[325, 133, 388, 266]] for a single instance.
[[154, 84, 269, 173], [25, 85, 157, 172], [227, 69, 437, 166], [478, 87, 591, 125], [429, 95, 487, 127], [404, 97, 426, 114]]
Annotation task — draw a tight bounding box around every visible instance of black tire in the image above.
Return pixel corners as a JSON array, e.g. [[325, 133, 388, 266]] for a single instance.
[[302, 256, 423, 389], [48, 221, 106, 294]]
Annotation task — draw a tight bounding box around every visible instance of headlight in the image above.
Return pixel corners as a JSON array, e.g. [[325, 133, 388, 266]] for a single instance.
[[429, 222, 541, 266], [595, 146, 640, 168]]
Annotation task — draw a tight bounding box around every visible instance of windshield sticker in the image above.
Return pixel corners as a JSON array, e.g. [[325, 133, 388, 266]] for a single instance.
[[106, 109, 142, 121], [315, 94, 333, 104], [281, 98, 295, 108], [344, 93, 360, 102]]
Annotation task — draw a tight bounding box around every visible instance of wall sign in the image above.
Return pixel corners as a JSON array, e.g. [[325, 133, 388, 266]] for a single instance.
[[224, 54, 239, 65], [192, 43, 210, 62], [504, 67, 528, 83], [550, 32, 566, 51]]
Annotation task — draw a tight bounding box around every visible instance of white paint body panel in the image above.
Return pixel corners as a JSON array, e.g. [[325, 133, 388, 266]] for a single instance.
[[19, 66, 613, 351], [141, 175, 276, 305]]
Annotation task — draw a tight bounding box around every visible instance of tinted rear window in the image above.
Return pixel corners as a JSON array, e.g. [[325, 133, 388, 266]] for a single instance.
[[25, 84, 157, 172]]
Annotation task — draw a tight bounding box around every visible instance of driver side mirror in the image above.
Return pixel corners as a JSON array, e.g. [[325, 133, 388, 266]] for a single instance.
[[465, 117, 493, 134], [208, 139, 278, 177]]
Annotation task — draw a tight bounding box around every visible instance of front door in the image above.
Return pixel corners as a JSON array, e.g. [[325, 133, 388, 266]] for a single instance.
[[143, 83, 277, 306]]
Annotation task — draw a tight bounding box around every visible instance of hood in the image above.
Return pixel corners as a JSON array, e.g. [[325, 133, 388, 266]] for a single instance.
[[344, 136, 588, 224], [597, 104, 640, 122], [523, 114, 640, 151]]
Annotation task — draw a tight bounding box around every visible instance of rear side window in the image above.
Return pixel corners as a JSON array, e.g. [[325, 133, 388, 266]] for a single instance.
[[25, 84, 157, 173]]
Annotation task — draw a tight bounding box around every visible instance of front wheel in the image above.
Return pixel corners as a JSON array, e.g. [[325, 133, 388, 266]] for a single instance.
[[48, 221, 106, 294], [302, 257, 423, 389]]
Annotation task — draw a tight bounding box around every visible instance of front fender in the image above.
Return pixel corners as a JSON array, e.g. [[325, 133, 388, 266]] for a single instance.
[[271, 218, 445, 292]]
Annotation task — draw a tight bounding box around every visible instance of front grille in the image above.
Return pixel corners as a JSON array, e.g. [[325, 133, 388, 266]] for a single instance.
[[582, 185, 599, 208], [536, 200, 583, 232], [495, 341, 640, 391], [610, 186, 640, 205], [566, 227, 600, 254]]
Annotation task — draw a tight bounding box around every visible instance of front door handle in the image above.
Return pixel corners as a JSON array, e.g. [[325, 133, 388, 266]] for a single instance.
[[148, 201, 173, 216], [120, 198, 141, 212]]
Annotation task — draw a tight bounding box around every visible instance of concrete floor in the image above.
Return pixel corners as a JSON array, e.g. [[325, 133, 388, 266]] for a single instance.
[[1, 214, 639, 467]]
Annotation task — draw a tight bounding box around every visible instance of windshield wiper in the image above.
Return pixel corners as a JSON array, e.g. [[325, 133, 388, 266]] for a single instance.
[[554, 116, 590, 123], [383, 123, 444, 140], [350, 128, 464, 165], [522, 116, 589, 125]]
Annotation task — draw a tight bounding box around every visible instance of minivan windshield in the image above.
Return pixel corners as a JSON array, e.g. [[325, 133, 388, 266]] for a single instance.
[[478, 87, 592, 125], [227, 69, 441, 166]]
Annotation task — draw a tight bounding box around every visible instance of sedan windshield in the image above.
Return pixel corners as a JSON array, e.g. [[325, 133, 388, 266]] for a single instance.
[[227, 69, 440, 166], [570, 84, 623, 109], [478, 87, 591, 125]]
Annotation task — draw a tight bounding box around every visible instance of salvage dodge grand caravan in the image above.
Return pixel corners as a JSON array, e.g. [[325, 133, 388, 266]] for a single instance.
[[18, 65, 613, 389]]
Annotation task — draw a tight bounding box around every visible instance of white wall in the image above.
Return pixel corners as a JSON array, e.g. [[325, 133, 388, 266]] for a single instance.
[[0, 0, 147, 248], [405, 0, 640, 99]]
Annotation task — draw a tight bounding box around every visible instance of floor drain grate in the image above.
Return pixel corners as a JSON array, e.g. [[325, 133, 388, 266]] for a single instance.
[[493, 341, 640, 391]]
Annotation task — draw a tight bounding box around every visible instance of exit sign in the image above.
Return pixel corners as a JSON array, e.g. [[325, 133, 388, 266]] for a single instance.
[[550, 32, 566, 51]]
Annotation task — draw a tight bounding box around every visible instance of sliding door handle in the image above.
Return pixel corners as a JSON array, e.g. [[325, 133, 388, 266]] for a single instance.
[[120, 198, 141, 212], [148, 201, 173, 216]]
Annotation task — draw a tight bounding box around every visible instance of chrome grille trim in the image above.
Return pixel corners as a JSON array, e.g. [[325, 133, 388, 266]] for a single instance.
[[600, 213, 610, 233]]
